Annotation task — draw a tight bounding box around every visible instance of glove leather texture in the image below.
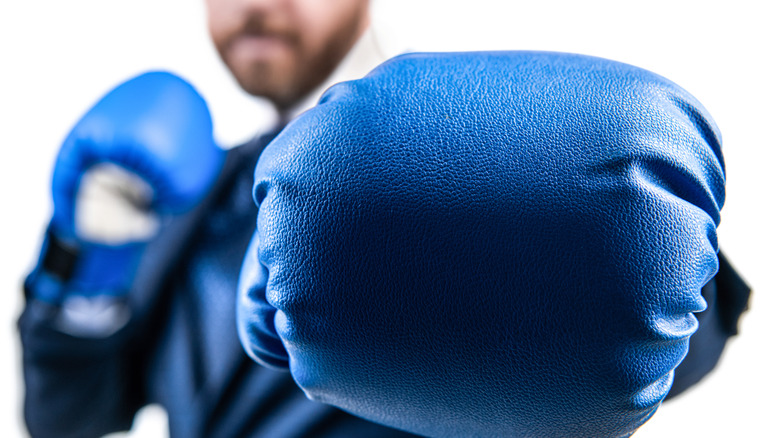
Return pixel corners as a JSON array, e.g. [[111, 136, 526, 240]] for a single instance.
[[238, 51, 725, 437]]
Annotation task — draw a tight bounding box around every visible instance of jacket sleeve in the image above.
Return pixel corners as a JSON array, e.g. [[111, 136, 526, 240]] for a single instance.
[[18, 214, 200, 438], [17, 224, 167, 438], [18, 279, 145, 438]]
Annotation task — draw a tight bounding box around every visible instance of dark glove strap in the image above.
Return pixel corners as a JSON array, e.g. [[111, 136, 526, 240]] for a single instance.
[[666, 251, 751, 399], [714, 252, 751, 336], [41, 229, 80, 282]]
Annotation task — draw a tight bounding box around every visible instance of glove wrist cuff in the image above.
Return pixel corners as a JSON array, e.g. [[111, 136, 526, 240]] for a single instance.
[[36, 226, 145, 300], [40, 228, 79, 282]]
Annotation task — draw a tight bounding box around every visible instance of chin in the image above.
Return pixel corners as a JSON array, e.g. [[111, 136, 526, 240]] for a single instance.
[[243, 82, 295, 105], [230, 63, 296, 103]]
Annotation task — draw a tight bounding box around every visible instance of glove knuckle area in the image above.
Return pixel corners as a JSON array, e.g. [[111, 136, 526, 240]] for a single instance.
[[55, 71, 223, 216], [244, 52, 725, 437]]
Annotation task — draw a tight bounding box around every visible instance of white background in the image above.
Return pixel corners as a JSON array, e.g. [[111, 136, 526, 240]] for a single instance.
[[1, 1, 778, 436]]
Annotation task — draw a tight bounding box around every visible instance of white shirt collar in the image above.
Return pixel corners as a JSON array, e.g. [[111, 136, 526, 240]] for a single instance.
[[281, 25, 389, 123]]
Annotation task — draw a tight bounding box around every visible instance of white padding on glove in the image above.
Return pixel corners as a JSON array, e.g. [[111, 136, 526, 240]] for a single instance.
[[75, 163, 160, 244], [55, 295, 131, 338]]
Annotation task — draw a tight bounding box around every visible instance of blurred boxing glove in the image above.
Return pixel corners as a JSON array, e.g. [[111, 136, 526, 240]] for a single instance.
[[33, 72, 224, 332], [237, 52, 725, 437]]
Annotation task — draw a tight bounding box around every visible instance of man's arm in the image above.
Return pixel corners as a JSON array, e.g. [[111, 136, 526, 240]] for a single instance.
[[18, 71, 224, 438]]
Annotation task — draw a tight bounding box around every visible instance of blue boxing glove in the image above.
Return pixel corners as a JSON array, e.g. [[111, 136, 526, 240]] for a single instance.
[[237, 52, 725, 437], [34, 72, 224, 323]]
